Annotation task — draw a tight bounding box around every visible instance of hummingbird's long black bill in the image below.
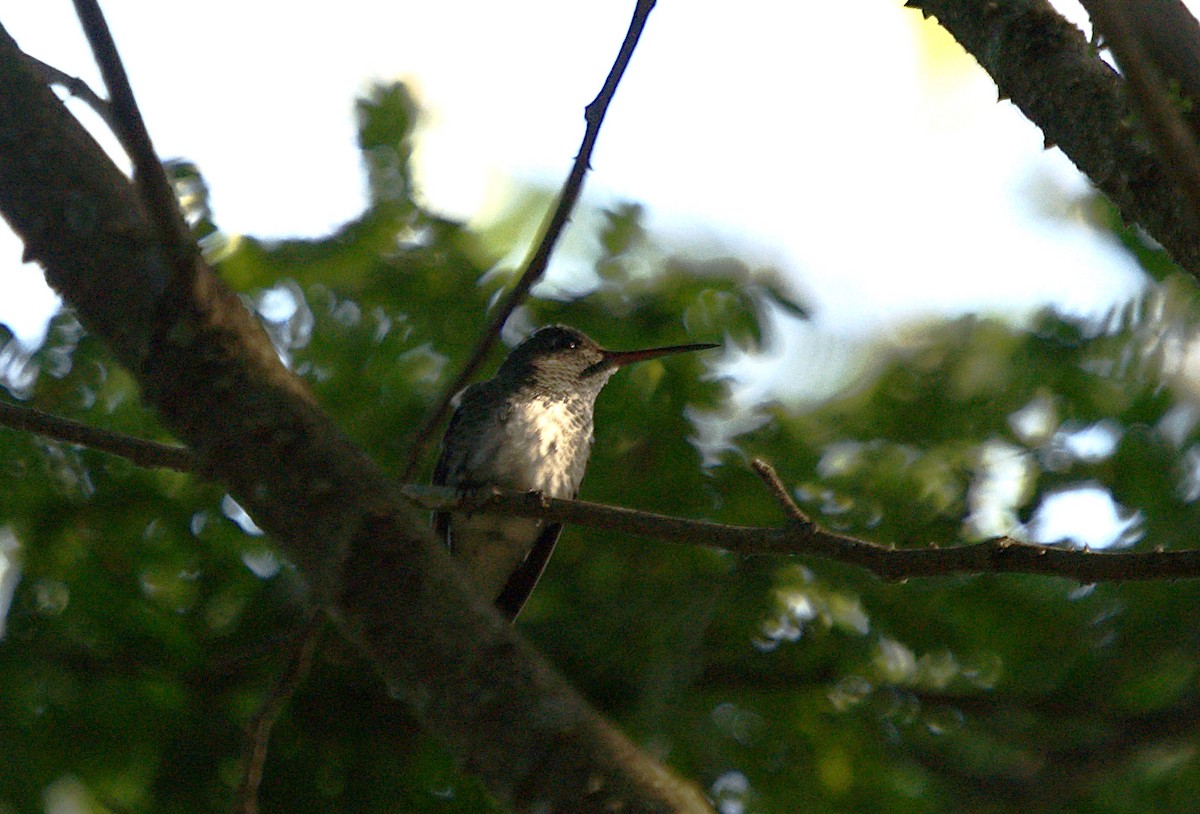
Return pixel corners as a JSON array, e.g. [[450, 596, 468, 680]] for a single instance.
[[584, 341, 719, 377]]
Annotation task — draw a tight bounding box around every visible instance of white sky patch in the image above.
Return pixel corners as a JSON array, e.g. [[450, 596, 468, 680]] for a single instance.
[[0, 0, 1152, 349], [1024, 483, 1144, 550], [1053, 420, 1122, 463], [1158, 402, 1200, 448], [1009, 392, 1059, 447], [221, 494, 264, 536], [42, 775, 93, 814], [965, 439, 1035, 540], [1180, 445, 1200, 503]]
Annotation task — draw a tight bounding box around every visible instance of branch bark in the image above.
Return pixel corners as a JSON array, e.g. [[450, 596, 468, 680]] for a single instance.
[[1077, 0, 1200, 220], [0, 20, 710, 814]]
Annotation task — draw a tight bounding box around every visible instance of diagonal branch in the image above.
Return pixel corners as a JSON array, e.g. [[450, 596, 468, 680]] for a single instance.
[[71, 0, 197, 293], [401, 0, 658, 481], [1080, 0, 1200, 222], [750, 458, 812, 524], [235, 613, 325, 814]]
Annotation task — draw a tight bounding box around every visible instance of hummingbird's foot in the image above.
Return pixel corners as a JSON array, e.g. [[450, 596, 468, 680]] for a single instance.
[[456, 484, 505, 515], [520, 490, 553, 510]]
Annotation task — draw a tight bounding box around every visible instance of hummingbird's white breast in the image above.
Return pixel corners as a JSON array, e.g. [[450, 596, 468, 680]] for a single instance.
[[448, 393, 594, 602], [475, 394, 594, 499]]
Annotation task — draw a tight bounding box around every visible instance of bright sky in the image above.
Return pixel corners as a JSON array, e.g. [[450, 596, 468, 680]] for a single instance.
[[0, 0, 1150, 359]]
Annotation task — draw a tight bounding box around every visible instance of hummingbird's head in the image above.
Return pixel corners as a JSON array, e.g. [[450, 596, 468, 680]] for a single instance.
[[501, 326, 607, 393], [500, 324, 717, 397]]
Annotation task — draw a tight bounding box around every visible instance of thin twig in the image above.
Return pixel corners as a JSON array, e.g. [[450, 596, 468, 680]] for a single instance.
[[1076, 0, 1200, 219], [0, 399, 195, 472], [399, 484, 1200, 584], [71, 0, 197, 290], [235, 613, 325, 814], [400, 0, 658, 481], [22, 53, 117, 131], [750, 458, 811, 524]]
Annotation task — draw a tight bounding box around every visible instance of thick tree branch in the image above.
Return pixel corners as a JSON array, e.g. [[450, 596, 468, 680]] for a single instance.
[[0, 20, 709, 814], [906, 0, 1200, 277], [401, 0, 657, 481], [1080, 0, 1200, 221], [1115, 0, 1200, 136]]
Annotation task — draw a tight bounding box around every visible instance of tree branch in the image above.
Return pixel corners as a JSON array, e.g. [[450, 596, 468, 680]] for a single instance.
[[22, 53, 117, 130], [71, 0, 197, 294], [6, 397, 1198, 586], [906, 0, 1200, 277], [399, 481, 1200, 584], [1079, 0, 1200, 221], [236, 614, 325, 814], [401, 0, 657, 481], [750, 457, 812, 524], [0, 399, 196, 472]]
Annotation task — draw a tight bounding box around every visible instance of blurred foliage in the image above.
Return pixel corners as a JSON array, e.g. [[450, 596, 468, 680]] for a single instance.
[[4, 78, 1200, 814]]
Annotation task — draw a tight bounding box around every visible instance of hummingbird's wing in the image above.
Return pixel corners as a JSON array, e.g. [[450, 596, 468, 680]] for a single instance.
[[431, 386, 471, 488], [431, 382, 494, 544], [494, 522, 563, 620], [431, 404, 461, 546]]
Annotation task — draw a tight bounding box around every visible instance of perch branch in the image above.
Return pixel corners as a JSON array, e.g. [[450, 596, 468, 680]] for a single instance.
[[400, 479, 1200, 584], [401, 0, 658, 480], [5, 395, 1198, 585], [6, 399, 1199, 585]]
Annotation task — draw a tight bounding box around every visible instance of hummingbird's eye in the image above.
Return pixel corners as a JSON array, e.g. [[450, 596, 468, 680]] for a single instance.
[[536, 327, 583, 353]]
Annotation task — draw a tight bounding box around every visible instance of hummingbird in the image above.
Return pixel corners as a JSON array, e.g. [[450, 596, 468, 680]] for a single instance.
[[433, 324, 717, 619]]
